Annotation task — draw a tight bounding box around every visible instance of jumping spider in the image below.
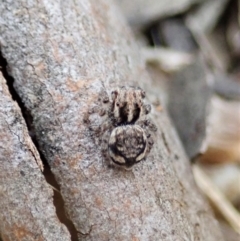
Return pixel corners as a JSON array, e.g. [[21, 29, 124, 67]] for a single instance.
[[90, 86, 157, 170]]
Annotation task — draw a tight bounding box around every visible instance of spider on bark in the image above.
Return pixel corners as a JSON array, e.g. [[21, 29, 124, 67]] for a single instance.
[[88, 86, 157, 170]]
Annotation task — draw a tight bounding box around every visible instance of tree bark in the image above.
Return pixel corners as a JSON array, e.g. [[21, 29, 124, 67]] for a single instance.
[[0, 73, 71, 241], [0, 0, 224, 240]]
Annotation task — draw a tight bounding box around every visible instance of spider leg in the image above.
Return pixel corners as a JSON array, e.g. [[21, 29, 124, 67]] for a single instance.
[[101, 129, 114, 168], [142, 104, 151, 116], [136, 117, 157, 155], [136, 117, 157, 133], [99, 89, 110, 104]]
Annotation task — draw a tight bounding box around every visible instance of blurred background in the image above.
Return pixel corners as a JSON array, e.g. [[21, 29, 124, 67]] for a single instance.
[[116, 0, 240, 240]]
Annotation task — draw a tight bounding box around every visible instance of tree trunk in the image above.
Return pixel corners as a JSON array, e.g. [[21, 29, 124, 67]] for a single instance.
[[0, 0, 224, 240], [0, 73, 71, 241]]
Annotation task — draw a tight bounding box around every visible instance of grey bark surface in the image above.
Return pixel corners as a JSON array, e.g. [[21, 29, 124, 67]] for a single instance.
[[0, 73, 71, 241], [0, 0, 224, 240]]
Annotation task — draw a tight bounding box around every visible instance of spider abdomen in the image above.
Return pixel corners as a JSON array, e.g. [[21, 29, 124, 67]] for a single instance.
[[108, 125, 148, 169]]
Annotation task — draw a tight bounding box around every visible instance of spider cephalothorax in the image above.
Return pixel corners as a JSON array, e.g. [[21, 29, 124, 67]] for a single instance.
[[89, 86, 157, 170], [110, 86, 151, 125]]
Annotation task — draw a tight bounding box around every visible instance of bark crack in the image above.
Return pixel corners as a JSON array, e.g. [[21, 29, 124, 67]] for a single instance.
[[0, 49, 78, 241]]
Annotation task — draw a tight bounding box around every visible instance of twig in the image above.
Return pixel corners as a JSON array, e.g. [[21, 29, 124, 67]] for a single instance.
[[193, 165, 240, 234]]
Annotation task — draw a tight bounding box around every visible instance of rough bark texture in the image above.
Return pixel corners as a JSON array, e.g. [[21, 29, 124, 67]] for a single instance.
[[0, 0, 224, 240], [0, 73, 71, 241]]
